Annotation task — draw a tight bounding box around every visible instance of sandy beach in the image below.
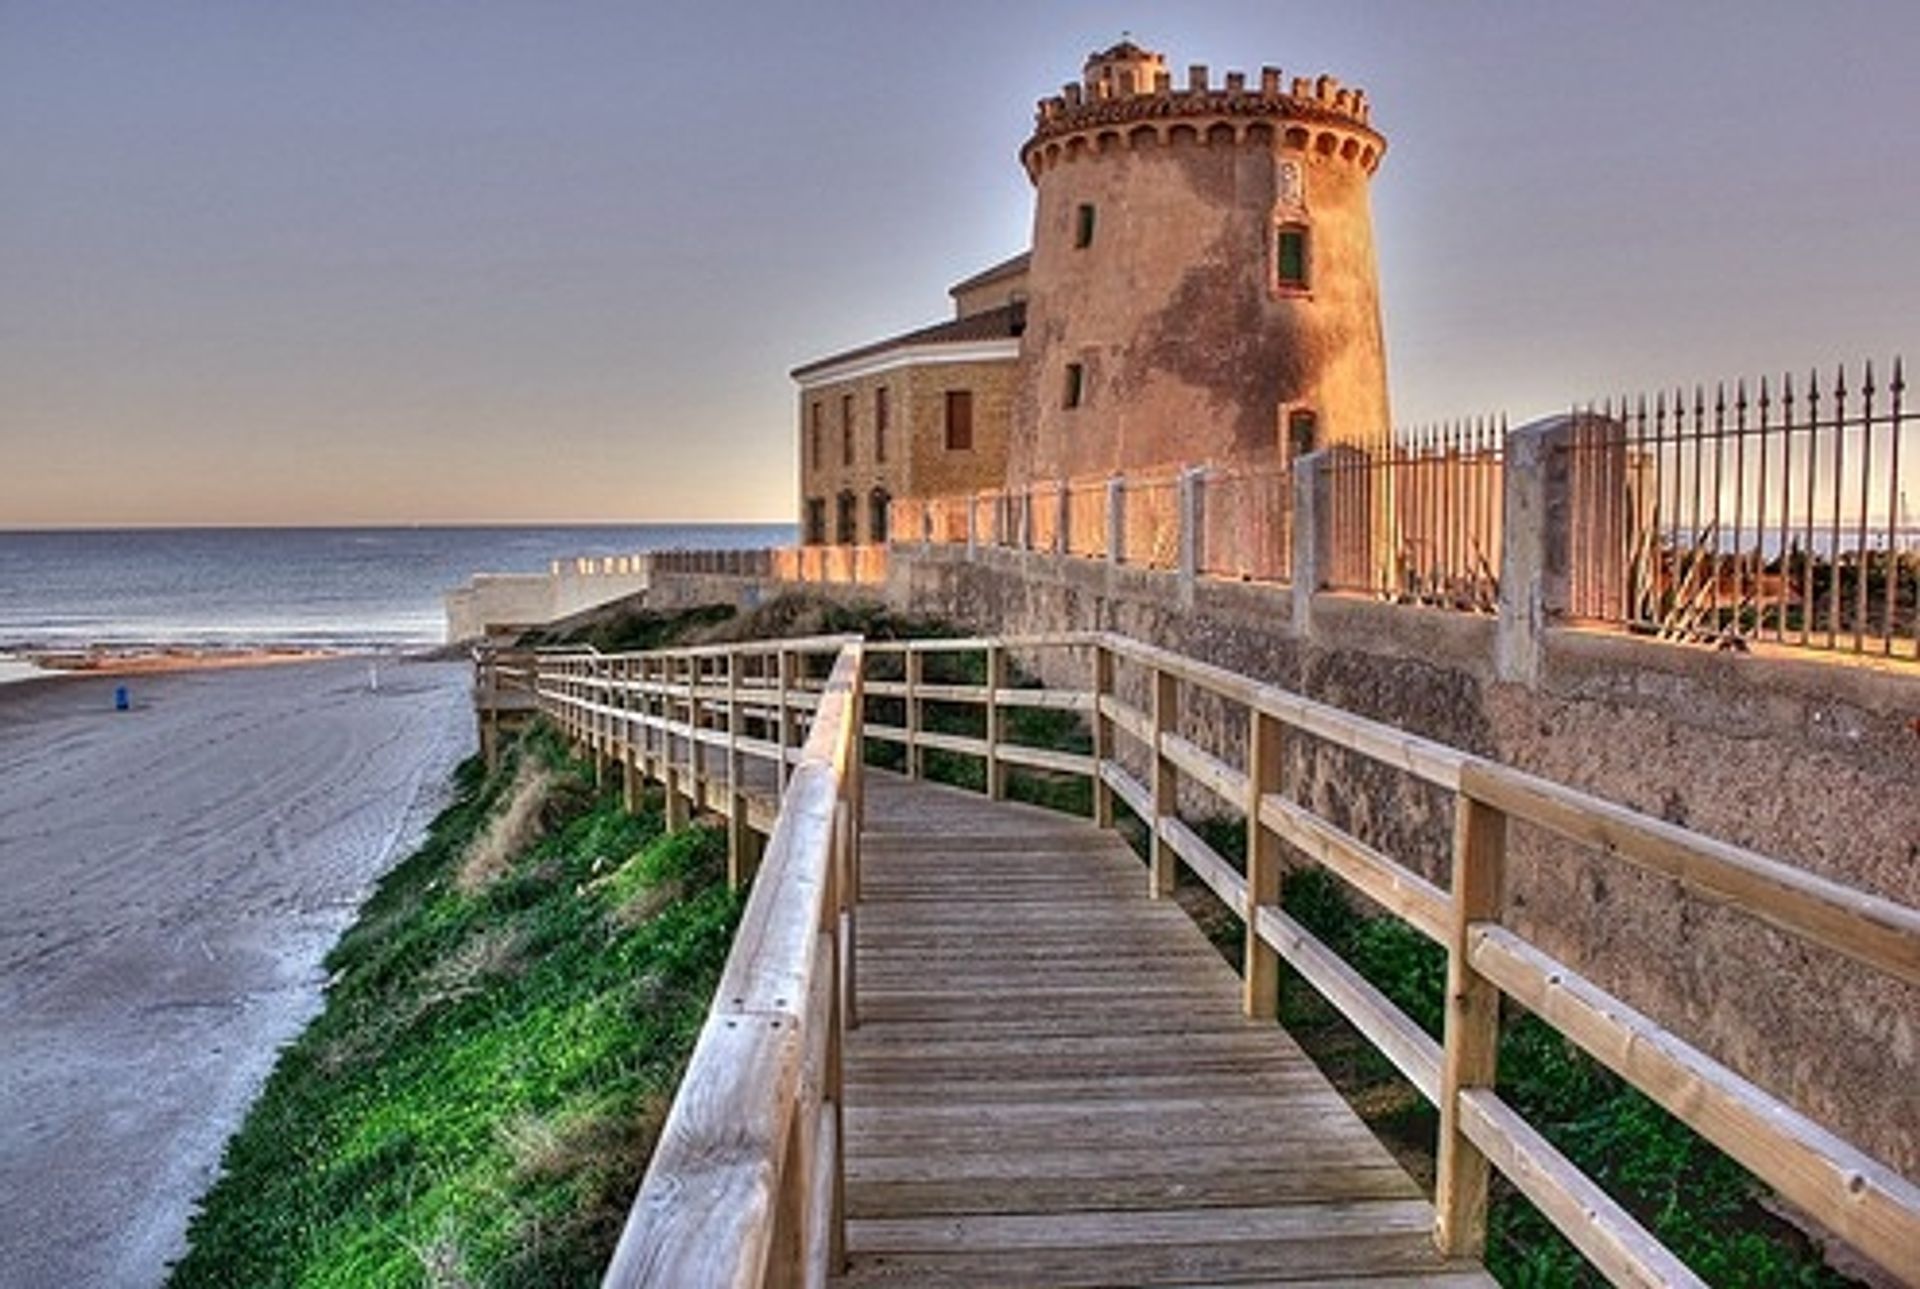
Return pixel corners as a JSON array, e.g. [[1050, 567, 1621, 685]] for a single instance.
[[0, 658, 475, 1288]]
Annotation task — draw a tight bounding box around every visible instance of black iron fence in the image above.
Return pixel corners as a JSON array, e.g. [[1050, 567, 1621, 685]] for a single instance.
[[1566, 360, 1914, 658]]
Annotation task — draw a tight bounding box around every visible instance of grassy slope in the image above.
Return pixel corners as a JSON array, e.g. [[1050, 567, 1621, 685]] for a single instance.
[[170, 728, 740, 1288]]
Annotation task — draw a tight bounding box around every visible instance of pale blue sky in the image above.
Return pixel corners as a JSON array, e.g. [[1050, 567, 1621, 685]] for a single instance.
[[3, 1, 1916, 525]]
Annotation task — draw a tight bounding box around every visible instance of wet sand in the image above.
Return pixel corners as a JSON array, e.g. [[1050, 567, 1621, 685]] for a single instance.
[[0, 658, 475, 1288]]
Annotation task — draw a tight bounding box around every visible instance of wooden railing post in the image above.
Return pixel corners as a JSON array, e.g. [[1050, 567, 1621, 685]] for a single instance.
[[639, 657, 655, 781], [905, 649, 924, 780], [777, 648, 794, 791], [1435, 792, 1510, 1258], [686, 657, 702, 812], [985, 643, 1006, 800], [1092, 642, 1114, 828], [849, 656, 865, 902], [829, 794, 852, 1269], [665, 657, 691, 834], [1149, 666, 1177, 897], [591, 656, 606, 789], [1244, 708, 1284, 1018], [621, 656, 640, 814], [726, 651, 755, 887]]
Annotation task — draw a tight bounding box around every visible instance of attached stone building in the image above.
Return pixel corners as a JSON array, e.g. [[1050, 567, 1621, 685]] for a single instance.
[[794, 39, 1389, 538], [791, 256, 1026, 546]]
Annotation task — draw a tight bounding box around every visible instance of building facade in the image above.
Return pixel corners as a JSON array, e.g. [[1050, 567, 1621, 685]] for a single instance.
[[793, 39, 1389, 535], [791, 258, 1026, 545]]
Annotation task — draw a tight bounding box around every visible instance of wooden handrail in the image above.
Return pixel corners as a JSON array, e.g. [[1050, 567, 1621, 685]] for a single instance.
[[506, 639, 863, 1288], [471, 625, 1918, 1287]]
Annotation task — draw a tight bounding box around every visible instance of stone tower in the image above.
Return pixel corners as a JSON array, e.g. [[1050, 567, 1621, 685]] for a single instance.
[[1007, 41, 1390, 485]]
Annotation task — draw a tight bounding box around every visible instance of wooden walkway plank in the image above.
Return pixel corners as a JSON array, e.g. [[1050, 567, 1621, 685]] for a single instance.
[[835, 775, 1493, 1288]]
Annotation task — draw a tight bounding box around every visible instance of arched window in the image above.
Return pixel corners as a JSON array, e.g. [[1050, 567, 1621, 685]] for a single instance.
[[835, 490, 857, 545], [869, 487, 891, 544]]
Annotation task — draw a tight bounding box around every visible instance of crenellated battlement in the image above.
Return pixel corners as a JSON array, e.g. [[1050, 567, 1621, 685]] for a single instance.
[[1022, 44, 1385, 181]]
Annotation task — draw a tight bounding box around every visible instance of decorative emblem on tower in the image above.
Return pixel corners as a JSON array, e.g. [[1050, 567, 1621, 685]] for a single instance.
[[1277, 159, 1306, 210]]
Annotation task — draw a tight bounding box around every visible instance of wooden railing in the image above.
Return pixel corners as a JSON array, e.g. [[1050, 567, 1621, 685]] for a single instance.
[[511, 635, 864, 1288], [1079, 633, 1918, 1286], [484, 629, 1919, 1289]]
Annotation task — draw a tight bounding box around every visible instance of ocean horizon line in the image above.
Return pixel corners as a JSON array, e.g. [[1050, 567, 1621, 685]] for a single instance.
[[0, 519, 796, 535]]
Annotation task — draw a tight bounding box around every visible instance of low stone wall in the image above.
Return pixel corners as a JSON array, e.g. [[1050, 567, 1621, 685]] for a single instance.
[[444, 567, 654, 642], [642, 543, 1917, 1178]]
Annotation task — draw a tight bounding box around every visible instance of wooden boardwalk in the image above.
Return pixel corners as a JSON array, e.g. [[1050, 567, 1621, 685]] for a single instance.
[[838, 775, 1494, 1288]]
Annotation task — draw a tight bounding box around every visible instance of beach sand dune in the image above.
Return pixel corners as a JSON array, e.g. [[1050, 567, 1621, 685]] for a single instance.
[[0, 658, 475, 1288]]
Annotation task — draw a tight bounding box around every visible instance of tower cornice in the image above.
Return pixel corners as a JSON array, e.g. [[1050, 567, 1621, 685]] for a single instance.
[[1021, 64, 1386, 183]]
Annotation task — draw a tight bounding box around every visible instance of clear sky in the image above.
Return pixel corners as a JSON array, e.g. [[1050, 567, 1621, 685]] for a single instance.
[[4, 1, 1916, 527]]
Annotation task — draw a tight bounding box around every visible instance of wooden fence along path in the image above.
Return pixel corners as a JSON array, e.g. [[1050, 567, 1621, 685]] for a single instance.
[[479, 631, 1920, 1289]]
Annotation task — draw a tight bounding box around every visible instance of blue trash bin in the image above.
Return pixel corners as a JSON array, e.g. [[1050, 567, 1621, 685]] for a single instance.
[[114, 685, 130, 712]]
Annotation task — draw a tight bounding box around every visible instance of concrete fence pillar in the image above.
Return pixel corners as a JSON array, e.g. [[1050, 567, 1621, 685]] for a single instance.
[[1106, 475, 1126, 568], [966, 495, 979, 556], [1178, 467, 1204, 607], [1497, 417, 1574, 685], [1055, 479, 1070, 557], [1290, 450, 1334, 640]]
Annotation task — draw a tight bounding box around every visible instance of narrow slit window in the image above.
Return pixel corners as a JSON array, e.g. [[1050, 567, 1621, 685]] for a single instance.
[[809, 402, 822, 469], [1075, 203, 1096, 249], [1064, 362, 1084, 409], [1276, 225, 1309, 290], [874, 387, 889, 463], [841, 393, 855, 466]]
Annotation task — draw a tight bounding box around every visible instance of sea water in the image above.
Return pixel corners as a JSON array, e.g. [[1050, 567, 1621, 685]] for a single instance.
[[0, 525, 793, 662]]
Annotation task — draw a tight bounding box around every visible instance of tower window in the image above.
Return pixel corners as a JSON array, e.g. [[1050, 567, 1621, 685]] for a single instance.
[[1276, 224, 1310, 290], [1063, 362, 1085, 409], [874, 386, 889, 463], [804, 497, 826, 545], [1287, 408, 1318, 456], [1074, 203, 1096, 249], [809, 402, 822, 470], [945, 389, 973, 451], [841, 393, 854, 466], [869, 487, 890, 543]]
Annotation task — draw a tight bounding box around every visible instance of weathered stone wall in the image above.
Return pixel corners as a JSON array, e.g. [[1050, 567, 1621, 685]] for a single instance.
[[872, 545, 1920, 1179], [902, 359, 1017, 500], [796, 359, 1017, 545], [796, 374, 905, 545], [1012, 74, 1389, 486]]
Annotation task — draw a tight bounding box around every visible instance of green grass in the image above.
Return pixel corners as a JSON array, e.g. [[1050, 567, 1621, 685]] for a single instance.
[[169, 725, 741, 1288]]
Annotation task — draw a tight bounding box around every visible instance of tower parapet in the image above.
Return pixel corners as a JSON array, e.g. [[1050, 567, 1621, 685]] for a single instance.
[[1024, 45, 1385, 183]]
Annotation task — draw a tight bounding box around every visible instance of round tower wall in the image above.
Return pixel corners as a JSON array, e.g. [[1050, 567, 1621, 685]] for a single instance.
[[1009, 103, 1389, 487]]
